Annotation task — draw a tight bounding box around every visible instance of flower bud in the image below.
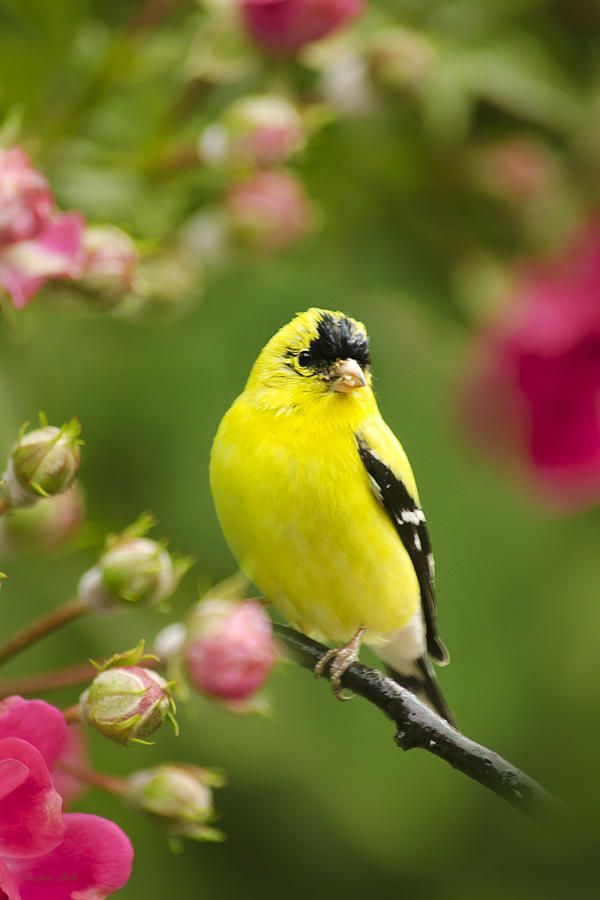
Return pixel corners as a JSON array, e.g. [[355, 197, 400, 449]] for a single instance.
[[77, 515, 192, 613], [125, 764, 224, 842], [242, 0, 365, 54], [199, 95, 304, 170], [0, 484, 85, 555], [0, 146, 54, 246], [367, 28, 436, 90], [80, 666, 174, 746], [185, 598, 277, 704], [226, 170, 312, 252], [79, 225, 138, 299], [470, 138, 553, 204], [2, 419, 82, 509]]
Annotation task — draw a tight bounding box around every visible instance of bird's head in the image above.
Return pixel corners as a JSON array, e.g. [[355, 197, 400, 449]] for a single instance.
[[246, 308, 375, 413]]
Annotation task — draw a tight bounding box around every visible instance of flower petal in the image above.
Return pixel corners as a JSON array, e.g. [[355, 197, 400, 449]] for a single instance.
[[13, 813, 133, 900], [51, 726, 88, 808], [0, 212, 85, 309], [0, 697, 67, 768], [0, 737, 63, 859], [0, 858, 21, 900]]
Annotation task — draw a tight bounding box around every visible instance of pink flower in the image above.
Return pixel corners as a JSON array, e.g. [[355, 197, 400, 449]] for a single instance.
[[51, 726, 88, 809], [0, 147, 85, 309], [241, 0, 365, 53], [462, 222, 600, 508], [0, 148, 54, 246], [5, 814, 133, 900], [0, 212, 84, 309], [0, 696, 133, 898], [185, 599, 278, 702], [226, 170, 312, 252]]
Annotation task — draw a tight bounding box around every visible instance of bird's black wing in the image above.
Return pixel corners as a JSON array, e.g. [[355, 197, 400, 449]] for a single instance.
[[356, 437, 448, 665]]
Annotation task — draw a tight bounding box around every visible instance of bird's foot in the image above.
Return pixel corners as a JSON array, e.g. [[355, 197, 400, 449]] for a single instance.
[[314, 627, 366, 701]]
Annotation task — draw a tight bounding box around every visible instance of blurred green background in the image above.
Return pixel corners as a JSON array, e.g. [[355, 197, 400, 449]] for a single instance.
[[1, 1, 600, 897]]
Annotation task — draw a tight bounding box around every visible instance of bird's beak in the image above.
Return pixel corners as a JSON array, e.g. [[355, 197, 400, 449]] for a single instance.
[[328, 358, 367, 393]]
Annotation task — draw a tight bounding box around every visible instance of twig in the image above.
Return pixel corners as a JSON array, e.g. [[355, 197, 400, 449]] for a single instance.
[[0, 661, 97, 697], [56, 760, 126, 796], [62, 703, 82, 725], [275, 624, 561, 820], [0, 597, 87, 667], [0, 654, 162, 698]]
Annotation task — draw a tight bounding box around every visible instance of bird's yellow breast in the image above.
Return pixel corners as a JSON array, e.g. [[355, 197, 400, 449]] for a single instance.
[[210, 391, 420, 644]]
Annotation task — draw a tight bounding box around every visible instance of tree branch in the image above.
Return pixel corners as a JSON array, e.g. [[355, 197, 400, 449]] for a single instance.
[[0, 598, 87, 668], [274, 624, 561, 821]]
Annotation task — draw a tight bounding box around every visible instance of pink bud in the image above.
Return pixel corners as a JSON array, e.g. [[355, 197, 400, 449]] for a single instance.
[[241, 0, 365, 54], [80, 667, 174, 746], [226, 170, 312, 252], [80, 225, 138, 298], [472, 138, 552, 203], [0, 485, 85, 555], [0, 147, 54, 246], [200, 95, 304, 170], [185, 599, 277, 702]]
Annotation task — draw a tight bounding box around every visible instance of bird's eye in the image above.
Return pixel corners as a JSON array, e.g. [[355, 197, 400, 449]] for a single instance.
[[297, 351, 312, 368]]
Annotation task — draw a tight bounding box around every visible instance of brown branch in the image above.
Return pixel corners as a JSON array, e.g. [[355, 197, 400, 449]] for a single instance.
[[0, 654, 163, 698], [62, 704, 81, 725], [56, 760, 126, 796], [0, 661, 97, 697], [0, 598, 87, 667], [275, 625, 562, 821]]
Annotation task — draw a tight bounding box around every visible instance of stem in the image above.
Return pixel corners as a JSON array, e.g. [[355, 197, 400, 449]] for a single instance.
[[0, 661, 97, 697], [275, 625, 561, 821], [56, 760, 126, 796], [62, 704, 81, 725], [0, 498, 9, 516], [0, 654, 163, 698], [0, 597, 87, 667]]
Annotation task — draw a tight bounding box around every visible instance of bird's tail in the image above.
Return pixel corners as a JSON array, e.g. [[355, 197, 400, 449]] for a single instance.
[[385, 655, 456, 728]]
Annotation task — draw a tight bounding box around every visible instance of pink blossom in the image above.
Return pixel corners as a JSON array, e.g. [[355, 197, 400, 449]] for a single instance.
[[7, 814, 133, 900], [0, 148, 54, 246], [241, 0, 365, 54], [0, 738, 64, 859], [226, 170, 312, 252], [462, 222, 600, 508], [51, 726, 88, 809], [185, 599, 278, 702], [0, 212, 84, 309], [0, 696, 133, 898], [0, 147, 85, 309]]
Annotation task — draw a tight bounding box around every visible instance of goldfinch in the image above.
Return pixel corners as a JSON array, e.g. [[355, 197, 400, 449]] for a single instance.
[[210, 308, 454, 724]]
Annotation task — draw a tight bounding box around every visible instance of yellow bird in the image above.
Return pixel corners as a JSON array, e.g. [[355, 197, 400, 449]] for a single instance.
[[210, 308, 454, 723]]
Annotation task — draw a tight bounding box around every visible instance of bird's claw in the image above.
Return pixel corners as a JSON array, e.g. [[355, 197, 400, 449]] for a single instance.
[[314, 627, 365, 701]]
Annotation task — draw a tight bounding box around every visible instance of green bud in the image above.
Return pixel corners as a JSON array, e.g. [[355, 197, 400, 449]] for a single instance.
[[77, 514, 193, 613], [2, 418, 82, 509], [79, 666, 175, 746], [125, 764, 225, 843]]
